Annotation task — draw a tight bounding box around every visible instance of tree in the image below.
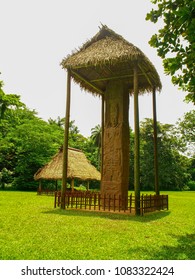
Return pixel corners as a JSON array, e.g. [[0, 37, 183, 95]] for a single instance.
[[0, 168, 13, 189], [176, 110, 195, 189], [48, 118, 86, 149], [140, 118, 190, 190], [176, 109, 195, 157], [0, 107, 64, 190], [146, 0, 195, 103], [90, 124, 102, 170], [0, 81, 25, 118], [91, 125, 101, 147], [11, 118, 63, 190], [48, 116, 64, 127], [0, 87, 64, 190]]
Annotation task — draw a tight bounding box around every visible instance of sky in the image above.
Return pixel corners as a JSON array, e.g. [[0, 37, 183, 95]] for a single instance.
[[0, 0, 194, 137]]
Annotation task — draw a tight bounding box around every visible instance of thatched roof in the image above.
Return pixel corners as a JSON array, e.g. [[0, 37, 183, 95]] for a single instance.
[[61, 25, 162, 95], [34, 147, 100, 181]]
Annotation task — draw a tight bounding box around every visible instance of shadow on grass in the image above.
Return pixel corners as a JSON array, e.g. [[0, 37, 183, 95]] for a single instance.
[[42, 207, 170, 222], [128, 233, 195, 260]]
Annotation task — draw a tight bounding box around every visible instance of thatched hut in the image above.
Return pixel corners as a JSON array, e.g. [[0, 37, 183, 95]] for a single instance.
[[34, 147, 100, 191], [60, 25, 162, 214]]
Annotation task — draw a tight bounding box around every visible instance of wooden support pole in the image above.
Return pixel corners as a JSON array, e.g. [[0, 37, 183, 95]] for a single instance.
[[87, 181, 90, 191], [61, 69, 71, 209], [71, 178, 74, 192], [134, 64, 140, 215], [38, 180, 42, 194], [152, 87, 160, 195], [101, 94, 105, 182]]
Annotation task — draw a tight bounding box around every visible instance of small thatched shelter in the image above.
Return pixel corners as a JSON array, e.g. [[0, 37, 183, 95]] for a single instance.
[[34, 147, 100, 190]]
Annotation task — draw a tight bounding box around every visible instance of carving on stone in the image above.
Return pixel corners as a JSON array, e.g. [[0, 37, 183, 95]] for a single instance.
[[101, 81, 129, 209], [109, 103, 119, 127]]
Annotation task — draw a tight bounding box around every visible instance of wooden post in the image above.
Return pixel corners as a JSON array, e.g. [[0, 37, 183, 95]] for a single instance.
[[87, 181, 90, 191], [101, 94, 105, 179], [152, 87, 160, 195], [54, 191, 57, 208], [134, 64, 140, 215], [71, 178, 74, 192], [61, 69, 71, 209], [38, 180, 42, 194]]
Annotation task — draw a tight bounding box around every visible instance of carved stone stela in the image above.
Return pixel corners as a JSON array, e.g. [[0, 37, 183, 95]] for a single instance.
[[101, 81, 130, 208]]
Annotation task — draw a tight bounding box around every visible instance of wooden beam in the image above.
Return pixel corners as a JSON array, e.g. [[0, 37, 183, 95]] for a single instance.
[[153, 87, 160, 195], [134, 64, 140, 216], [91, 74, 133, 82], [90, 73, 145, 83], [71, 70, 103, 95], [138, 64, 153, 87], [61, 69, 71, 209]]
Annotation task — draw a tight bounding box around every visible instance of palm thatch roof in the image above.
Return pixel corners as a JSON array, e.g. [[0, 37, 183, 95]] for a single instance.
[[61, 24, 162, 95], [34, 147, 100, 181]]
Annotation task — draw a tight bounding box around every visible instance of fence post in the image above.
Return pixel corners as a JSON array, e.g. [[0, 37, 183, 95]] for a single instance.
[[85, 193, 87, 209], [141, 194, 144, 216], [94, 193, 96, 210], [124, 196, 126, 213], [160, 195, 162, 210], [108, 195, 111, 211], [75, 193, 78, 209], [54, 191, 57, 208], [57, 191, 60, 205], [129, 194, 132, 213], [103, 194, 106, 211], [89, 193, 92, 210], [98, 193, 101, 211], [71, 193, 74, 208]]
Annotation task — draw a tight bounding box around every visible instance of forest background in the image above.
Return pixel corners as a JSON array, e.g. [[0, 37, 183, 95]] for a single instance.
[[0, 81, 194, 192]]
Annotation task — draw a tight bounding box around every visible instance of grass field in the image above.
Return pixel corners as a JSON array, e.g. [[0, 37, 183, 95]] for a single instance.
[[0, 191, 194, 260]]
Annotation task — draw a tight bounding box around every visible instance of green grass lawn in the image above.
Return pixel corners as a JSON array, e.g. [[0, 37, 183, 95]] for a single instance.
[[0, 191, 194, 260]]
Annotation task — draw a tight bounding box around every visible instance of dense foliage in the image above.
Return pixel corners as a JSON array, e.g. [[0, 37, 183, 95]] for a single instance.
[[146, 0, 195, 103], [139, 119, 191, 191], [0, 82, 194, 191], [0, 109, 63, 189]]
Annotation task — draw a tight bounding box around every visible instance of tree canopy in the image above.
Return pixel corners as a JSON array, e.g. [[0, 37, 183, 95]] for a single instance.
[[139, 118, 191, 191], [0, 81, 25, 118], [146, 0, 195, 103]]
